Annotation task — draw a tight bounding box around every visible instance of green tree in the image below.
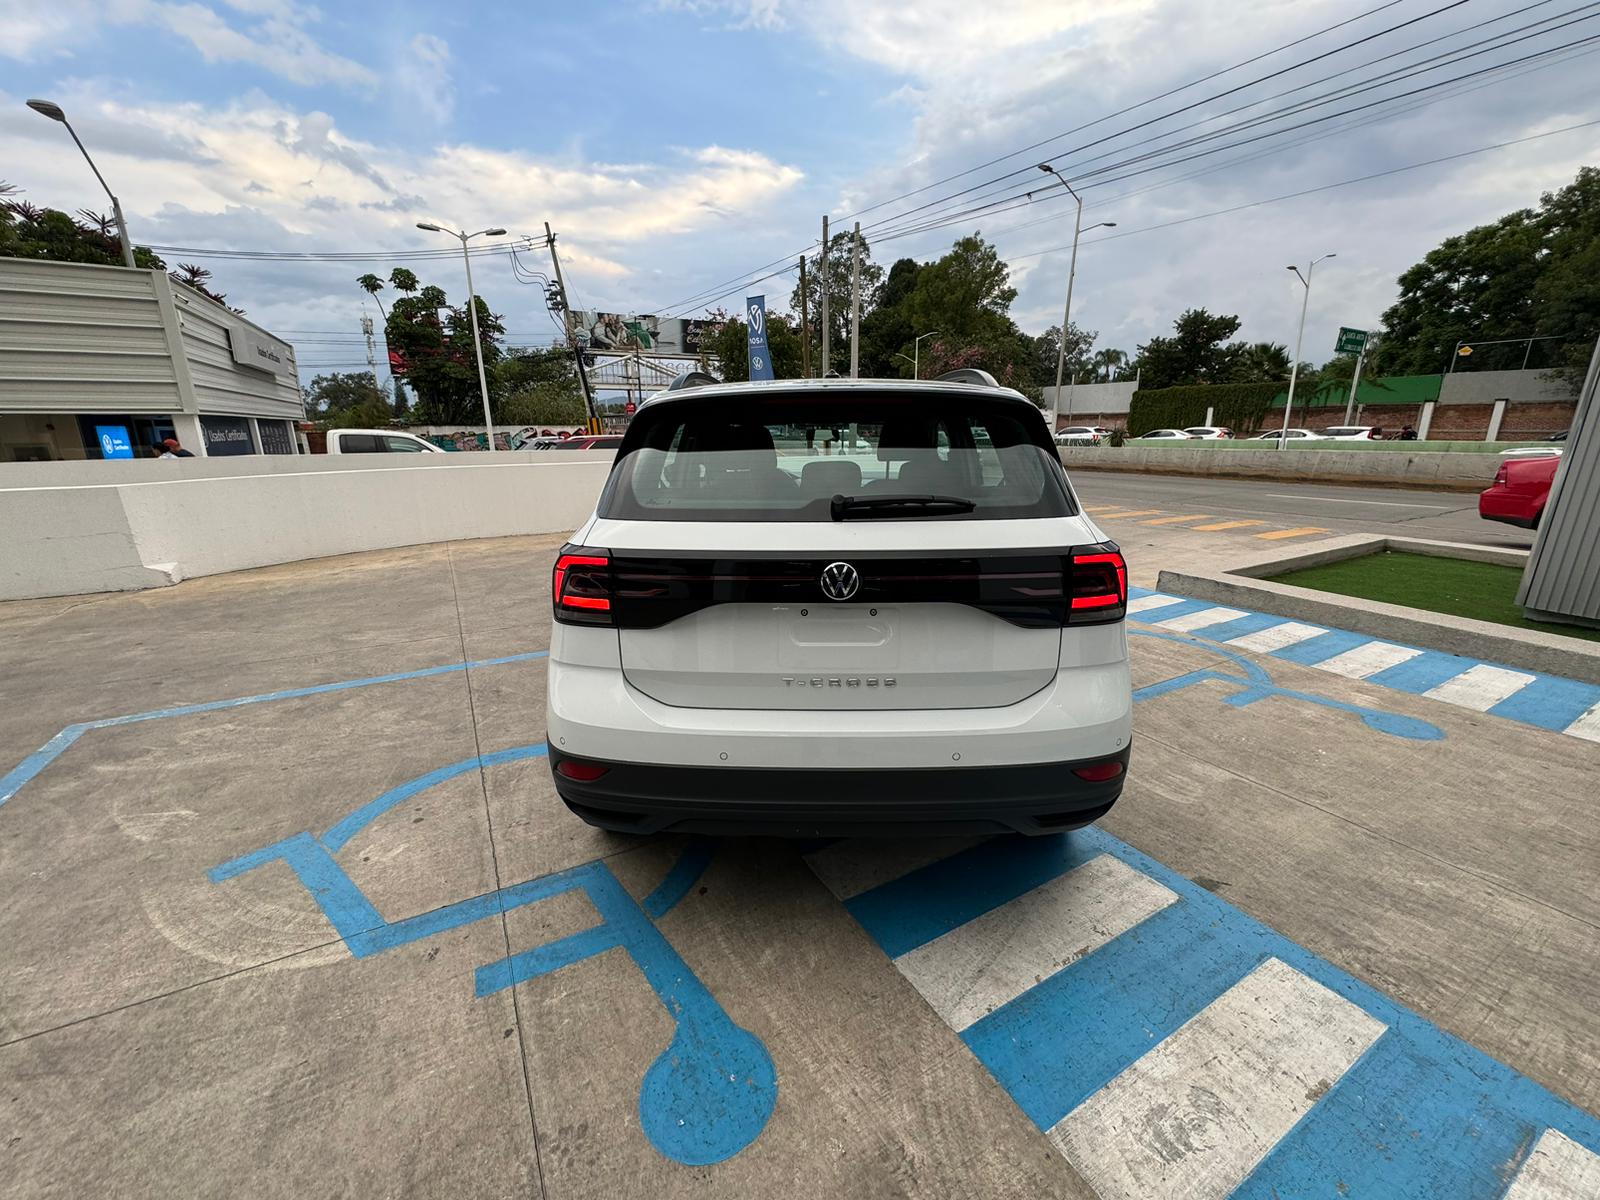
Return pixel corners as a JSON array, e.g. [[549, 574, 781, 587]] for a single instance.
[[1092, 347, 1129, 382], [491, 346, 587, 426], [303, 371, 393, 427], [1132, 309, 1246, 389], [791, 230, 885, 375], [1221, 341, 1291, 384], [1530, 166, 1600, 384], [384, 275, 506, 424], [705, 307, 805, 381]]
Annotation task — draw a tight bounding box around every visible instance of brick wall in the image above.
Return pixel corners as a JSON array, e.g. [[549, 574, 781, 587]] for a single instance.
[[1292, 401, 1574, 440]]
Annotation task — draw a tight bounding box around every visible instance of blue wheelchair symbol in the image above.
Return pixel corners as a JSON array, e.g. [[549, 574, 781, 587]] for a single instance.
[[1131, 628, 1445, 741], [210, 743, 777, 1166]]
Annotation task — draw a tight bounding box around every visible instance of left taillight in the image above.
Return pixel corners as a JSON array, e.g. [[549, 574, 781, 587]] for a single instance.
[[552, 546, 612, 624], [1067, 546, 1128, 624]]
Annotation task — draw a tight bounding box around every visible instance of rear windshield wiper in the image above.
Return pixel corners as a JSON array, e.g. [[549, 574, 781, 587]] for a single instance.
[[830, 493, 978, 521]]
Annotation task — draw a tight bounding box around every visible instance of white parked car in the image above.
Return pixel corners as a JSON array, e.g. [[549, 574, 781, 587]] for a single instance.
[[545, 371, 1133, 836], [1055, 426, 1103, 445], [321, 428, 443, 454], [1250, 428, 1324, 442], [1320, 426, 1382, 440], [1182, 426, 1234, 439], [1137, 429, 1197, 440]]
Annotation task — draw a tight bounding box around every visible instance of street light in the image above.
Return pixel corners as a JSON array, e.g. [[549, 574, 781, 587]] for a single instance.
[[912, 329, 940, 380], [417, 221, 508, 450], [1276, 253, 1337, 448], [1038, 163, 1115, 428], [27, 98, 135, 268]]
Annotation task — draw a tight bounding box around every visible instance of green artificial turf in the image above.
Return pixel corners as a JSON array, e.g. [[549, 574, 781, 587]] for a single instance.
[[1267, 550, 1600, 644]]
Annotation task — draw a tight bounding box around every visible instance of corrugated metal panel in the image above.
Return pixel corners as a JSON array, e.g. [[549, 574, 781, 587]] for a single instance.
[[173, 288, 305, 421], [0, 259, 183, 413], [1518, 338, 1600, 625]]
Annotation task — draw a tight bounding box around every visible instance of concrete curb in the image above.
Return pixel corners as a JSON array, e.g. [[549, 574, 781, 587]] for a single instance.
[[1155, 535, 1600, 686]]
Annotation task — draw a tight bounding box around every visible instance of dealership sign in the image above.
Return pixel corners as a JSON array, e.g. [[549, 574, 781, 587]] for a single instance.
[[566, 311, 712, 355]]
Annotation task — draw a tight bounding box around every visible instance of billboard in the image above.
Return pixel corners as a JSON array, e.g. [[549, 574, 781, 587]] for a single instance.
[[567, 311, 712, 355]]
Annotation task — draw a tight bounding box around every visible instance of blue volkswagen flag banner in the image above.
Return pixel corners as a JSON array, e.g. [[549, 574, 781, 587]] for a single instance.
[[745, 295, 775, 381]]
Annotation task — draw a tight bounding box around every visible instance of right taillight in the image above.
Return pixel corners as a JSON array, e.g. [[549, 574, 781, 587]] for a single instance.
[[1068, 546, 1128, 624], [552, 546, 613, 624], [1493, 464, 1509, 487]]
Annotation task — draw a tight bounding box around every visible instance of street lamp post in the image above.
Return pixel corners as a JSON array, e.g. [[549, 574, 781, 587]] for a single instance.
[[912, 329, 939, 380], [1037, 164, 1114, 430], [1277, 253, 1337, 448], [417, 221, 507, 451], [27, 99, 135, 268]]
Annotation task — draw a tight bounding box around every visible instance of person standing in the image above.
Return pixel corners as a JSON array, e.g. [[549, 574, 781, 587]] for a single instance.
[[158, 437, 195, 458]]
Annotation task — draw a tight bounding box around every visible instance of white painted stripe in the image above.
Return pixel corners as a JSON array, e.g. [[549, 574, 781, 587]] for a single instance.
[[1502, 1129, 1600, 1200], [1224, 621, 1327, 652], [1154, 606, 1249, 632], [1050, 956, 1387, 1200], [893, 855, 1178, 1031], [1313, 641, 1423, 680], [1128, 593, 1186, 614], [1423, 663, 1537, 711], [1563, 701, 1600, 743], [804, 837, 987, 901]]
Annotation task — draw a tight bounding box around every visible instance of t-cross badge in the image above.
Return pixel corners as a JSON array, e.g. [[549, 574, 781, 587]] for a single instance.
[[545, 370, 1132, 836]]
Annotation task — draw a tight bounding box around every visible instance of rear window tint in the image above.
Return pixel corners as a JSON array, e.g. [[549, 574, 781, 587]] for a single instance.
[[599, 391, 1073, 523]]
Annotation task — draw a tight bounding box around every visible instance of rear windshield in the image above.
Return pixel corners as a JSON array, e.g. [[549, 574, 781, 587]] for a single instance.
[[598, 392, 1074, 523]]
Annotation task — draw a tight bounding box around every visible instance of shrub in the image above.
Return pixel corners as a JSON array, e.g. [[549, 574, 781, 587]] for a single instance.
[[1126, 382, 1281, 436]]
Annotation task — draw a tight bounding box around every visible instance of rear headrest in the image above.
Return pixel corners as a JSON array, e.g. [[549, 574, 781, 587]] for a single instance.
[[693, 423, 775, 453], [876, 418, 939, 461], [800, 459, 862, 494]]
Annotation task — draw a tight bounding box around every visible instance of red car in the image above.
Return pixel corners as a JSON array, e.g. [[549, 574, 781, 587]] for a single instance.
[[1479, 455, 1558, 528]]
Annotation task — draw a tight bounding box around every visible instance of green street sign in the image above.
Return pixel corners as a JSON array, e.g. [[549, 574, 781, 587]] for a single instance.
[[1335, 327, 1368, 354]]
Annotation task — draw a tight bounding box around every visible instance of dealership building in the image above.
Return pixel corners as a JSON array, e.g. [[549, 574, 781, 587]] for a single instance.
[[0, 257, 304, 461]]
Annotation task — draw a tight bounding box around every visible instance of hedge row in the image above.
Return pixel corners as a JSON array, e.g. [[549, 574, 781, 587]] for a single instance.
[[1126, 383, 1281, 435]]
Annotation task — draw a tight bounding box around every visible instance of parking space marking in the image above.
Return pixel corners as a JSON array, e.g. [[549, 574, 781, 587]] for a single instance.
[[1128, 587, 1600, 743], [1152, 605, 1250, 633], [893, 854, 1177, 1031], [1050, 957, 1387, 1200], [1096, 509, 1166, 518], [809, 828, 1600, 1199], [1191, 520, 1267, 531], [1312, 640, 1423, 679], [804, 836, 987, 901], [1140, 513, 1213, 525], [1424, 662, 1538, 711], [1224, 621, 1328, 652], [1503, 1130, 1600, 1199], [1254, 527, 1331, 540]]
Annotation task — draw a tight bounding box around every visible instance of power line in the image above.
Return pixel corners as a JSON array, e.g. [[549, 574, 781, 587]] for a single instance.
[[145, 237, 548, 263]]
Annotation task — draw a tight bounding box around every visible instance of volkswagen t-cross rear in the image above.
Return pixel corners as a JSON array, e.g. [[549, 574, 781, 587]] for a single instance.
[[545, 372, 1132, 836]]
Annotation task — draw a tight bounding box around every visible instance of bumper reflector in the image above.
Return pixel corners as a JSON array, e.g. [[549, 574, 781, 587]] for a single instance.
[[1071, 759, 1125, 782], [556, 759, 610, 782]]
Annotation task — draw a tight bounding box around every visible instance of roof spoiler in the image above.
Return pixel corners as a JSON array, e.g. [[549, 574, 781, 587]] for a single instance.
[[936, 368, 1000, 387], [663, 370, 722, 391]]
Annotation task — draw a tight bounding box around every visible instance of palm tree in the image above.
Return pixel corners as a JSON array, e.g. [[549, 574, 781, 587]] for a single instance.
[[174, 263, 214, 289], [357, 272, 388, 318], [1093, 347, 1128, 382], [76, 209, 116, 237]]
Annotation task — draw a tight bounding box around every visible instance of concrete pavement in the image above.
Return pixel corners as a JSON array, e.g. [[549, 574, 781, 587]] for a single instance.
[[2, 531, 1597, 1197]]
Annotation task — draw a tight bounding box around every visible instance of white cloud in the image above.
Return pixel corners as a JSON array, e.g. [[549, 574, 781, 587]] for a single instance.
[[401, 33, 454, 125], [0, 0, 376, 89]]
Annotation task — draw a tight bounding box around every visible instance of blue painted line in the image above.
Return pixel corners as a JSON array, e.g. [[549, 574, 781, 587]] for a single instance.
[[642, 839, 716, 918], [1268, 628, 1374, 665], [1181, 611, 1288, 642], [896, 826, 1600, 1191], [962, 896, 1273, 1130], [1128, 598, 1231, 625], [845, 835, 1102, 960], [0, 650, 547, 810], [475, 923, 623, 997], [321, 743, 548, 851], [1363, 649, 1481, 694], [211, 832, 386, 946], [1487, 674, 1600, 732]]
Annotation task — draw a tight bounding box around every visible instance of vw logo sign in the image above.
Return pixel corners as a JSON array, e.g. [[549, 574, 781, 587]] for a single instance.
[[820, 561, 860, 601]]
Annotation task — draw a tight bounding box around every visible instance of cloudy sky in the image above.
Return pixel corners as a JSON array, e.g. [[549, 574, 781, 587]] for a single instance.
[[4, 0, 1597, 386]]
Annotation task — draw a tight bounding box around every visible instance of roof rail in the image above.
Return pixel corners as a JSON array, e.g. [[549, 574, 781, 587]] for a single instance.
[[936, 368, 1000, 387], [664, 370, 722, 391]]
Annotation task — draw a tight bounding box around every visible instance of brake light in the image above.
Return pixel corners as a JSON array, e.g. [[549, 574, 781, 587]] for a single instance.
[[553, 547, 612, 623], [1493, 464, 1509, 487], [1068, 548, 1128, 623]]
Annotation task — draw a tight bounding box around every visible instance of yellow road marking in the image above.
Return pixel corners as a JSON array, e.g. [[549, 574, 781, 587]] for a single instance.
[[1096, 509, 1164, 518], [1141, 514, 1212, 525], [1082, 505, 1123, 513], [1256, 527, 1331, 540], [1192, 520, 1267, 531]]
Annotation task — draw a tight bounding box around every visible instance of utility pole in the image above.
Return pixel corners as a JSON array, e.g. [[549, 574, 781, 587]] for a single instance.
[[1036, 163, 1116, 431], [819, 216, 830, 376], [849, 221, 862, 379], [545, 222, 600, 434], [1342, 342, 1367, 426], [798, 256, 811, 378], [361, 314, 379, 383]]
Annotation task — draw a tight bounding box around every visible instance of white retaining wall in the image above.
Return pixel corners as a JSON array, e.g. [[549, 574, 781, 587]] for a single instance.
[[0, 452, 614, 601]]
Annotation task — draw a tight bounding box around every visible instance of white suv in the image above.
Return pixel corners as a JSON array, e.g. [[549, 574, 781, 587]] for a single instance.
[[545, 371, 1132, 836]]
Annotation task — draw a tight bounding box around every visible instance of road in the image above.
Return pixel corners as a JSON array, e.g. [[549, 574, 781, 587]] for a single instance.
[[1065, 468, 1530, 548]]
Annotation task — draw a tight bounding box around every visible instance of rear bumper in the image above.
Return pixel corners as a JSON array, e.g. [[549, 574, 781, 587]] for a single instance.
[[548, 744, 1129, 837]]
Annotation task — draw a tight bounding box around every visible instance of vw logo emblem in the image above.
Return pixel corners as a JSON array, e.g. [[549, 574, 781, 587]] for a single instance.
[[820, 561, 860, 601]]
